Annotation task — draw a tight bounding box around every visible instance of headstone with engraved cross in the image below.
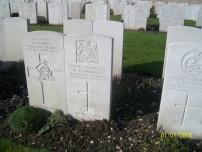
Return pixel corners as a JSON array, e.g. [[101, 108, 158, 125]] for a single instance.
[[22, 31, 67, 114], [124, 5, 136, 30], [64, 33, 113, 121], [159, 5, 173, 32], [48, 3, 59, 25], [135, 5, 147, 30], [85, 3, 96, 21], [157, 42, 202, 139], [0, 0, 10, 18]]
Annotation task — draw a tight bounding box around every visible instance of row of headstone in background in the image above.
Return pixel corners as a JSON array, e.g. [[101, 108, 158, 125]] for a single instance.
[[85, 3, 110, 21], [124, 4, 147, 30], [0, 0, 10, 18], [155, 1, 202, 21], [158, 26, 202, 139], [0, 17, 30, 70]]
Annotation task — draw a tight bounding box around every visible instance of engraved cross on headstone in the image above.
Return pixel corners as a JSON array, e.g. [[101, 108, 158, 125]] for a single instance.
[[78, 82, 98, 111], [175, 94, 197, 126], [27, 54, 62, 105]]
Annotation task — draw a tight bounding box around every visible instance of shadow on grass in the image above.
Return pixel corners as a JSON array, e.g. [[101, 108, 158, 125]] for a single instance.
[[123, 61, 164, 78]]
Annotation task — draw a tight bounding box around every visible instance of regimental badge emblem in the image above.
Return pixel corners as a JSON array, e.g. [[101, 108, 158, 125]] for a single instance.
[[181, 48, 202, 75], [76, 41, 99, 64]]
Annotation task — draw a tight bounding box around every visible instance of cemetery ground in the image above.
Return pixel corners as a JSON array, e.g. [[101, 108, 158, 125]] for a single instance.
[[0, 17, 202, 151]]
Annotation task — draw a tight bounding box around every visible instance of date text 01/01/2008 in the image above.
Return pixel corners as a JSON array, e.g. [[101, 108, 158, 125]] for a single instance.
[[160, 132, 192, 138]]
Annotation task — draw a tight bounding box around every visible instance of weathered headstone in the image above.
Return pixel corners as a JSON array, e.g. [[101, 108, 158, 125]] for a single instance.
[[159, 5, 173, 32], [10, 0, 20, 14], [155, 1, 165, 18], [4, 17, 30, 62], [158, 42, 202, 139], [71, 2, 81, 19], [162, 26, 202, 78], [0, 0, 10, 18], [96, 3, 108, 20], [64, 33, 113, 121], [113, 1, 127, 16], [185, 5, 193, 20], [93, 21, 124, 76], [191, 4, 201, 21], [137, 1, 151, 17], [124, 5, 136, 29], [63, 19, 92, 34], [23, 31, 67, 113]]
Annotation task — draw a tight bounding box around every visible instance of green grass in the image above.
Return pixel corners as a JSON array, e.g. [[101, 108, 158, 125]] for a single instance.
[[0, 139, 50, 152], [123, 31, 166, 77]]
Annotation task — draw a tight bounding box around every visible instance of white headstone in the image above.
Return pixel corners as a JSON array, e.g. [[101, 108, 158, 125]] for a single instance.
[[18, 2, 37, 24], [63, 19, 92, 34], [185, 5, 193, 20], [96, 4, 108, 21], [58, 3, 68, 24], [10, 0, 19, 14], [85, 3, 109, 21], [4, 17, 30, 62], [196, 9, 202, 27], [172, 7, 185, 26], [48, 3, 59, 25], [158, 42, 202, 139], [135, 5, 147, 30], [162, 26, 202, 78], [23, 31, 67, 113], [37, 2, 48, 22], [159, 5, 173, 32], [155, 1, 165, 18], [71, 2, 81, 19], [191, 4, 201, 21], [85, 3, 97, 21], [113, 1, 127, 16], [93, 21, 124, 76], [64, 33, 113, 121], [137, 1, 151, 17], [0, 17, 6, 66], [0, 0, 10, 18], [124, 5, 136, 29]]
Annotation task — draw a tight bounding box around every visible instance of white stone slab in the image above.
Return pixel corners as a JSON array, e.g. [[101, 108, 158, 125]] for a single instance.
[[113, 1, 127, 16], [162, 26, 202, 78], [191, 4, 201, 21], [135, 5, 147, 30], [159, 5, 173, 32], [58, 3, 68, 24], [0, 0, 10, 18], [64, 33, 113, 121], [137, 1, 150, 17], [3, 17, 30, 62], [37, 2, 48, 22], [23, 31, 67, 113], [185, 5, 193, 20], [93, 21, 124, 76], [48, 3, 59, 25], [71, 2, 81, 19], [124, 5, 136, 29], [158, 42, 202, 139], [63, 19, 92, 34]]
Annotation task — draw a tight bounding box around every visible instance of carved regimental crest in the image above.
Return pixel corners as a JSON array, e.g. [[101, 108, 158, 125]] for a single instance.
[[36, 60, 54, 81], [182, 49, 202, 74], [76, 41, 99, 64]]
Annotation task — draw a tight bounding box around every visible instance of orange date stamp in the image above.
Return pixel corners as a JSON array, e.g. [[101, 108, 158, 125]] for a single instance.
[[160, 132, 192, 138]]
